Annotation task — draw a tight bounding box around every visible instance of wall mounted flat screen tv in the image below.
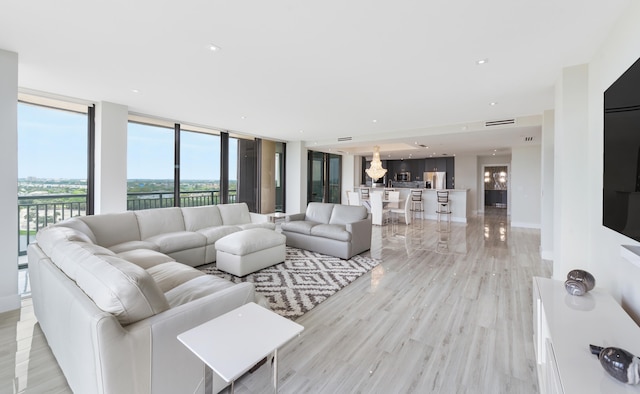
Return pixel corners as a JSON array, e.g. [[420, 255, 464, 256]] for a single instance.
[[603, 56, 640, 242]]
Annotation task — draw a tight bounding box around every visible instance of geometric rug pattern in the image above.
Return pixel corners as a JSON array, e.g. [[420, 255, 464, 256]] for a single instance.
[[199, 247, 380, 320]]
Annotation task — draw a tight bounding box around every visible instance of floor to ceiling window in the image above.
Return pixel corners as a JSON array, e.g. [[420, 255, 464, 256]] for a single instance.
[[180, 129, 221, 206], [275, 142, 285, 212], [231, 135, 258, 211], [17, 98, 91, 264], [127, 121, 175, 210], [308, 151, 341, 204]]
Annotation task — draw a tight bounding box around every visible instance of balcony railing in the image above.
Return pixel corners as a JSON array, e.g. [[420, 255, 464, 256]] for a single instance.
[[18, 190, 236, 262]]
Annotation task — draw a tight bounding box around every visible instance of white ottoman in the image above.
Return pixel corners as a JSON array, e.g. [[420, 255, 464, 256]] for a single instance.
[[215, 228, 286, 276]]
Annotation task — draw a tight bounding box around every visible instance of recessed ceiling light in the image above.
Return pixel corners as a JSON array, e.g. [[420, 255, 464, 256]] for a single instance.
[[476, 58, 489, 65], [372, 119, 377, 123], [131, 89, 140, 93], [299, 130, 304, 133], [209, 44, 221, 51], [490, 102, 498, 106], [240, 116, 246, 120]]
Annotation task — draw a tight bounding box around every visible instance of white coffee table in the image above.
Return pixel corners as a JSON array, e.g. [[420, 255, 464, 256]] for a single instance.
[[266, 212, 289, 224], [177, 302, 304, 393]]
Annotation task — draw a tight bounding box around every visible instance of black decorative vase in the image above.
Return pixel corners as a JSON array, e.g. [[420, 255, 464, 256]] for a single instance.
[[590, 344, 640, 384], [564, 269, 596, 296]]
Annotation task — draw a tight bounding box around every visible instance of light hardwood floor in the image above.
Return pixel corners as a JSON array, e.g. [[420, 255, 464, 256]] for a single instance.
[[0, 208, 551, 393]]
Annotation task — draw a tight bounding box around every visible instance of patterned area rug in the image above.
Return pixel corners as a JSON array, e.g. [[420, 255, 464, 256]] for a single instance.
[[199, 247, 379, 320]]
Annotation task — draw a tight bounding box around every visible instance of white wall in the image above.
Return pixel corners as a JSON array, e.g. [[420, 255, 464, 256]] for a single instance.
[[553, 64, 590, 280], [285, 141, 307, 213], [341, 155, 357, 204], [577, 0, 640, 321], [511, 145, 541, 228], [453, 154, 478, 215], [0, 49, 19, 313], [540, 110, 555, 260], [95, 102, 128, 214]]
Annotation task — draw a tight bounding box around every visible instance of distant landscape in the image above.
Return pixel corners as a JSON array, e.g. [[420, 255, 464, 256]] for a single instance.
[[18, 177, 236, 197]]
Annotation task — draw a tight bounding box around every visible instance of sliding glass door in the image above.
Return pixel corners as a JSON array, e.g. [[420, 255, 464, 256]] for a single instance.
[[307, 151, 341, 203]]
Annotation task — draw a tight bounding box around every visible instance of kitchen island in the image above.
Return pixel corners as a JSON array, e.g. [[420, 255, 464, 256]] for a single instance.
[[355, 187, 469, 223]]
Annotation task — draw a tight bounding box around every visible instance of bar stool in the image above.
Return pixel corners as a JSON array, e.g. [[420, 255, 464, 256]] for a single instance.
[[409, 189, 424, 221], [436, 190, 451, 232], [360, 188, 370, 200]]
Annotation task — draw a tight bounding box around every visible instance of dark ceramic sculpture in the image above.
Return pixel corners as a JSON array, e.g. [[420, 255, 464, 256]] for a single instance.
[[564, 269, 596, 296], [590, 344, 640, 384]]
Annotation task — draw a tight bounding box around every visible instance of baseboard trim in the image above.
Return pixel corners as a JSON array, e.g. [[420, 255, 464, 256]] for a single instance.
[[510, 221, 540, 229]]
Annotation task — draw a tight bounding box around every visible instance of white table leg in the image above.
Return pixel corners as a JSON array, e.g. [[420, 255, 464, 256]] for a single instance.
[[204, 365, 213, 393], [272, 349, 278, 393]]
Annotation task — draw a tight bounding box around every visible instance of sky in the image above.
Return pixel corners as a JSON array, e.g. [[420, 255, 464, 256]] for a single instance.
[[18, 102, 237, 181]]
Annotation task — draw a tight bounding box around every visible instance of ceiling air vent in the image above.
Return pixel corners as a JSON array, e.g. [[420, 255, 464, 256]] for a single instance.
[[337, 136, 352, 142], [485, 119, 516, 127], [524, 136, 535, 142]]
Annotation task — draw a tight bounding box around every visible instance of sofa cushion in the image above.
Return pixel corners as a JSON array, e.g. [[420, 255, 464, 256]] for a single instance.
[[196, 225, 241, 244], [36, 225, 96, 256], [164, 275, 236, 308], [74, 254, 170, 325], [79, 212, 141, 248], [56, 217, 97, 244], [215, 228, 286, 255], [49, 241, 116, 280], [310, 224, 352, 242], [280, 220, 317, 235], [305, 202, 335, 224], [108, 240, 160, 254], [181, 205, 224, 231], [146, 262, 204, 293], [329, 204, 368, 225], [217, 203, 251, 226], [117, 249, 176, 269], [145, 231, 207, 254], [135, 207, 186, 239]]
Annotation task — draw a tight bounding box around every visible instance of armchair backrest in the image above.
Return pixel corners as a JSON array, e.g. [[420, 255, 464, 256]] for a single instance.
[[305, 202, 336, 223], [329, 204, 368, 225]]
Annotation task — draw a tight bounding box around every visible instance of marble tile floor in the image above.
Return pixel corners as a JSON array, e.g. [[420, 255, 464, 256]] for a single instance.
[[0, 209, 552, 393]]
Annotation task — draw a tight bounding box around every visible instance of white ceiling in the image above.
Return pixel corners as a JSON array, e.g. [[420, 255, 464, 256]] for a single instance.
[[0, 0, 631, 159]]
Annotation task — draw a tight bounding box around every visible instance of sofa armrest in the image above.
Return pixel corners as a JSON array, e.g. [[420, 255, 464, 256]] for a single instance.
[[286, 213, 306, 222], [126, 282, 257, 394], [346, 216, 372, 255]]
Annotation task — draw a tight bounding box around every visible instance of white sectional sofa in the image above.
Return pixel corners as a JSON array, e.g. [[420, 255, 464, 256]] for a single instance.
[[27, 203, 275, 394]]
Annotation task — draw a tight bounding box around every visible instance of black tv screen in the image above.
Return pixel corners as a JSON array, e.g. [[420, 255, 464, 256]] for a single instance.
[[603, 56, 640, 241]]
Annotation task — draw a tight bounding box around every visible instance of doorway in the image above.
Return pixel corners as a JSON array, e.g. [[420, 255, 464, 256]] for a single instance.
[[483, 165, 509, 212]]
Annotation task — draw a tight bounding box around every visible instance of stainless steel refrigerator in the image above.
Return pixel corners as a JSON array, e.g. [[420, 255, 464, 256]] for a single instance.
[[424, 172, 446, 189]]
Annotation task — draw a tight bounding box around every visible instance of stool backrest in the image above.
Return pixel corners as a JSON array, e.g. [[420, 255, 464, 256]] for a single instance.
[[360, 188, 370, 199], [437, 191, 449, 203], [411, 189, 423, 201]]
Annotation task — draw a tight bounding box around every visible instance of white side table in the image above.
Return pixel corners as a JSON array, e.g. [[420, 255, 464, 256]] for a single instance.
[[265, 212, 289, 224], [178, 302, 303, 393]]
